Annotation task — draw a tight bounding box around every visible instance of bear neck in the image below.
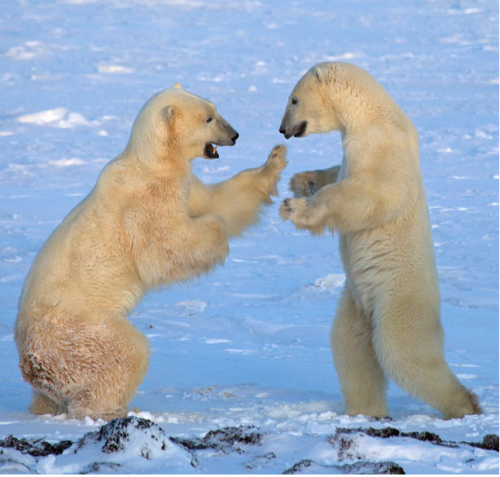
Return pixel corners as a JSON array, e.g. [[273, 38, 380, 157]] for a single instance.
[[124, 134, 192, 179], [322, 78, 408, 138]]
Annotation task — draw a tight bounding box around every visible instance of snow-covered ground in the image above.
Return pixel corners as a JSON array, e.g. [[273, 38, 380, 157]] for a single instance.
[[0, 0, 498, 474]]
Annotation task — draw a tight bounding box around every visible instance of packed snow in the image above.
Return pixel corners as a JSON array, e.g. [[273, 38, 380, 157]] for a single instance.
[[0, 0, 498, 474]]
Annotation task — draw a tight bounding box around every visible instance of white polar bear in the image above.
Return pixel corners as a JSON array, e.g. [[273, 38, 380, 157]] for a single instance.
[[279, 62, 481, 419], [15, 84, 287, 420]]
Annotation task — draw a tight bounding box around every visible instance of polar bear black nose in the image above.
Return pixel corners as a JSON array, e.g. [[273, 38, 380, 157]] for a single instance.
[[279, 126, 285, 134], [231, 132, 239, 144]]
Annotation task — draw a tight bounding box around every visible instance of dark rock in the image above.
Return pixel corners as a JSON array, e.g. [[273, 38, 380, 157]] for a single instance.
[[335, 427, 450, 447], [405, 431, 443, 445], [365, 427, 401, 439], [466, 434, 499, 452], [482, 434, 499, 452], [171, 425, 263, 454], [282, 459, 315, 474], [80, 461, 122, 474], [0, 435, 73, 457], [77, 416, 168, 459], [342, 460, 405, 474], [283, 459, 406, 475]]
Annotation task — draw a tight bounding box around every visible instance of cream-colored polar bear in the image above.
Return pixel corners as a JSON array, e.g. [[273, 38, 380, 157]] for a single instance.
[[15, 84, 287, 420], [279, 62, 481, 419]]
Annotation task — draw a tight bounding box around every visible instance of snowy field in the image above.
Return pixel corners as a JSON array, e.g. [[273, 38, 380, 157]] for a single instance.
[[0, 0, 498, 474]]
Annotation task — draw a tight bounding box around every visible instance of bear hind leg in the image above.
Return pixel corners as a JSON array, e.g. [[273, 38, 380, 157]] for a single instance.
[[373, 305, 482, 419], [331, 288, 388, 418], [66, 319, 151, 420], [29, 390, 66, 416]]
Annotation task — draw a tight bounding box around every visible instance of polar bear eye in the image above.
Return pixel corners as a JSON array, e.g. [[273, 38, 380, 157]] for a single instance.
[[291, 98, 298, 105], [206, 116, 214, 123]]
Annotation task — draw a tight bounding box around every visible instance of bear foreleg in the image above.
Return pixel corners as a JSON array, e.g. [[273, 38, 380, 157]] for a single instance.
[[290, 165, 340, 198], [188, 145, 287, 237], [280, 173, 409, 234]]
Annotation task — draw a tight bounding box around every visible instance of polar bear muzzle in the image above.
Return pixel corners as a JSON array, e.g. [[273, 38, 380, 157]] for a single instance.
[[279, 119, 307, 139], [203, 122, 239, 159]]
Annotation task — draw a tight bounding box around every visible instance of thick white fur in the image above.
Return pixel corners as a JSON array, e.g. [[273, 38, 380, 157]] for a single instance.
[[15, 86, 287, 419], [280, 62, 481, 419]]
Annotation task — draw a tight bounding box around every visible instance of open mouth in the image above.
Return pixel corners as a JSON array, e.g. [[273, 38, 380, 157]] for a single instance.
[[204, 143, 219, 159]]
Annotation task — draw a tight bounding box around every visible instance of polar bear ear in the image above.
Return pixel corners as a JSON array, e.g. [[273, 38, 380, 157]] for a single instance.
[[313, 67, 325, 83], [173, 82, 183, 90], [162, 105, 176, 122]]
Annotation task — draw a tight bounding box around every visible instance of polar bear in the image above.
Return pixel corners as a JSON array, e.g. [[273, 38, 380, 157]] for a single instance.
[[279, 62, 481, 419], [15, 84, 287, 420]]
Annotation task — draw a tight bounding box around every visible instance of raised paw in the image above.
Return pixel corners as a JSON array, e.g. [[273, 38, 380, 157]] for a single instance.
[[279, 198, 293, 221], [279, 197, 328, 235], [260, 144, 288, 197], [265, 144, 288, 173], [279, 197, 308, 223], [290, 171, 319, 198]]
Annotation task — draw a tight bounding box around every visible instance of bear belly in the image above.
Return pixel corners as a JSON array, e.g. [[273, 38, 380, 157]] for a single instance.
[[339, 229, 400, 317]]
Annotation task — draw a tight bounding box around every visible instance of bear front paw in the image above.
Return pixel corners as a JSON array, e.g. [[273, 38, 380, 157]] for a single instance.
[[266, 144, 288, 173], [279, 197, 308, 222], [260, 144, 288, 198], [290, 171, 319, 198], [279, 197, 328, 235]]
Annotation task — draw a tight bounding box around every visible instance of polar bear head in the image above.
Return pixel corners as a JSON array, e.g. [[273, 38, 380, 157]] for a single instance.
[[127, 83, 239, 162], [279, 62, 403, 138]]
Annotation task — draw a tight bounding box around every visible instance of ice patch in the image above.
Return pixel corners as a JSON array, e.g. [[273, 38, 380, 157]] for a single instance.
[[174, 300, 207, 312], [476, 129, 493, 139], [48, 158, 87, 167], [202, 165, 230, 173], [323, 52, 361, 61], [312, 274, 345, 290], [5, 41, 45, 60], [205, 339, 231, 344], [97, 63, 135, 74], [0, 275, 22, 283], [451, 363, 480, 368], [226, 349, 256, 355], [16, 108, 94, 128], [456, 374, 478, 380]]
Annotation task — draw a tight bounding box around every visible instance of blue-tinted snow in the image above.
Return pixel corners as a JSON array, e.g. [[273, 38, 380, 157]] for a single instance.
[[0, 0, 498, 473]]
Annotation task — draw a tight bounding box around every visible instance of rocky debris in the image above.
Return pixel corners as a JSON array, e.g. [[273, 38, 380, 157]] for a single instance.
[[77, 416, 167, 455], [332, 427, 499, 452], [342, 461, 405, 474], [466, 434, 499, 452], [0, 435, 72, 457], [283, 458, 315, 474], [73, 416, 171, 464], [282, 458, 405, 474], [171, 425, 264, 455], [334, 427, 449, 446], [80, 461, 123, 474], [0, 420, 496, 474], [246, 451, 277, 470]]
